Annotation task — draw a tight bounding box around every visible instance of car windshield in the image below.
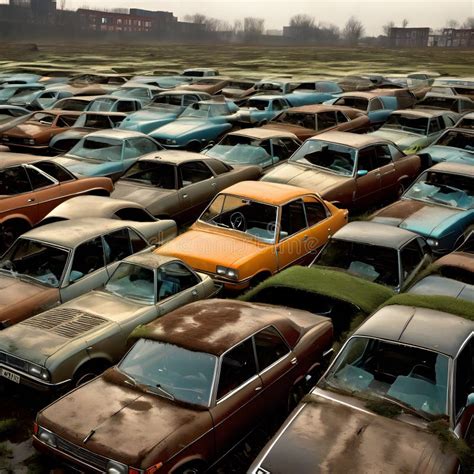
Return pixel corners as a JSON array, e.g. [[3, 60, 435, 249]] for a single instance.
[[245, 99, 270, 110], [122, 160, 176, 189], [457, 118, 474, 130], [30, 112, 55, 126], [323, 336, 449, 417], [105, 263, 155, 304], [88, 98, 115, 111], [275, 112, 315, 129], [405, 171, 474, 210], [207, 135, 272, 166], [334, 97, 369, 111], [200, 193, 279, 243], [119, 339, 217, 407], [420, 97, 456, 109], [6, 89, 37, 103], [150, 95, 182, 110], [0, 238, 69, 287], [68, 136, 123, 162], [435, 130, 474, 151], [180, 102, 229, 119], [0, 88, 17, 100], [382, 114, 429, 134], [290, 139, 356, 176], [315, 239, 400, 287], [112, 88, 149, 99]]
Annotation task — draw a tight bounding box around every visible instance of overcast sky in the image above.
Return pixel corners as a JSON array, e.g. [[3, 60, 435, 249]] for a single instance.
[[67, 0, 473, 35]]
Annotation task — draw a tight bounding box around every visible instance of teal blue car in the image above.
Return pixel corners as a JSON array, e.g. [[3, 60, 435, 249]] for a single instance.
[[421, 128, 474, 165]]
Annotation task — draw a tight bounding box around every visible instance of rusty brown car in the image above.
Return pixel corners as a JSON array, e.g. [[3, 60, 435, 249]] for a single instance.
[[0, 154, 113, 249], [263, 104, 371, 140], [0, 110, 81, 152], [262, 131, 424, 210], [33, 299, 333, 474], [178, 76, 231, 95]]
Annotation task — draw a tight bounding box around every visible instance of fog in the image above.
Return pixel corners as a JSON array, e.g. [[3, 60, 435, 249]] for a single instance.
[[67, 0, 473, 34]]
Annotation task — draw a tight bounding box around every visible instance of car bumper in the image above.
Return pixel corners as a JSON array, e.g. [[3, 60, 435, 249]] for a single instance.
[[1, 141, 49, 150], [200, 271, 252, 292], [0, 364, 69, 393]]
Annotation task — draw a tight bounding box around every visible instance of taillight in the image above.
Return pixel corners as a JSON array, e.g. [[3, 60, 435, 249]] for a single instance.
[[144, 462, 163, 474], [33, 422, 39, 436]]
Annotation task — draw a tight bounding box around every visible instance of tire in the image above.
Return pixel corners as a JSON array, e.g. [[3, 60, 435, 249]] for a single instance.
[[175, 462, 205, 474], [287, 382, 306, 413], [249, 272, 271, 290], [396, 180, 407, 199], [186, 141, 203, 152], [72, 361, 110, 388]]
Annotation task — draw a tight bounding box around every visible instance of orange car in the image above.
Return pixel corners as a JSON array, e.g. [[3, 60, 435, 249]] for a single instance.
[[155, 181, 348, 291]]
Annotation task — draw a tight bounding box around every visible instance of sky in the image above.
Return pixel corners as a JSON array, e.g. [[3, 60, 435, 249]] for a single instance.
[[67, 0, 473, 35]]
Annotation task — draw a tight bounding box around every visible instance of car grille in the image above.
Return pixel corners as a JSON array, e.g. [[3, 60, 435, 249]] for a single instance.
[[20, 308, 108, 339], [0, 352, 28, 371], [2, 136, 26, 145], [56, 435, 109, 471]]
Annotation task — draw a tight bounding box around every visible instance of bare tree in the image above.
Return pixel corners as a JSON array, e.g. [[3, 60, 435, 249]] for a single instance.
[[244, 17, 265, 37], [289, 14, 315, 29], [461, 17, 474, 29], [232, 19, 243, 35], [382, 21, 395, 36], [401, 18, 409, 28], [446, 19, 459, 28], [58, 0, 66, 10], [184, 13, 208, 25], [343, 16, 365, 43]]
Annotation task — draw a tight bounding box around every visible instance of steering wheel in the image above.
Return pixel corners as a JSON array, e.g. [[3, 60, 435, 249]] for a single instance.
[[409, 364, 434, 384], [230, 212, 247, 231]]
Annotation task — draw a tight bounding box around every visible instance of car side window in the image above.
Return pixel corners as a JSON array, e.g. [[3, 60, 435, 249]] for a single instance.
[[0, 166, 31, 195], [127, 137, 160, 157], [317, 111, 337, 130], [103, 228, 133, 264], [116, 101, 135, 113], [114, 207, 155, 222], [183, 95, 199, 106], [157, 262, 199, 300], [26, 167, 55, 190], [336, 111, 348, 123], [443, 114, 457, 127], [374, 145, 393, 167], [129, 228, 149, 252], [280, 199, 307, 237], [400, 240, 424, 279], [280, 138, 300, 157], [272, 100, 284, 111], [357, 147, 378, 172], [70, 237, 105, 282], [254, 326, 290, 371], [369, 98, 383, 111], [206, 159, 231, 175], [429, 118, 442, 134], [455, 338, 474, 418], [180, 161, 213, 186], [34, 161, 75, 182], [217, 338, 258, 400], [387, 144, 405, 160], [304, 196, 329, 226]]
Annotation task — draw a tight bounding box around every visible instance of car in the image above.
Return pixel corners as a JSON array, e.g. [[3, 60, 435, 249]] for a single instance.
[[7, 88, 74, 110], [370, 162, 474, 254], [455, 111, 474, 130], [249, 295, 474, 474], [51, 95, 103, 112], [0, 84, 45, 105], [181, 67, 220, 77], [66, 73, 129, 90], [119, 91, 211, 134], [0, 73, 42, 86], [0, 154, 114, 250], [32, 298, 334, 473], [85, 96, 143, 114], [0, 217, 173, 329], [111, 150, 262, 223], [0, 110, 81, 152], [178, 76, 231, 95], [155, 181, 348, 291], [110, 84, 162, 106], [431, 77, 474, 100], [49, 111, 127, 153], [128, 74, 193, 90], [237, 95, 291, 126], [0, 253, 217, 392], [0, 105, 30, 133], [53, 129, 163, 181], [370, 109, 459, 154], [290, 80, 344, 103], [311, 221, 432, 292], [221, 78, 257, 99], [420, 128, 474, 165], [263, 104, 372, 140], [39, 195, 175, 227], [262, 131, 424, 210], [415, 93, 474, 114], [149, 99, 241, 151], [203, 128, 301, 170]]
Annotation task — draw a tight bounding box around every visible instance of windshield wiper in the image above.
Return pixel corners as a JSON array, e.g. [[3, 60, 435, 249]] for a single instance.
[[144, 383, 175, 401], [376, 394, 432, 422]]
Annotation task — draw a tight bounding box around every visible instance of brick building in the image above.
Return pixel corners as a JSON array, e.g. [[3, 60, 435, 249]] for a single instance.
[[388, 27, 430, 48]]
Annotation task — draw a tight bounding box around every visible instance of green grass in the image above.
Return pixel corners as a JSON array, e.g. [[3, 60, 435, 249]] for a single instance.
[[0, 43, 473, 77]]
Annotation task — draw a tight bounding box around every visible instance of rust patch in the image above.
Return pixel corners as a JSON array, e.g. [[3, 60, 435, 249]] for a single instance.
[[375, 200, 425, 219]]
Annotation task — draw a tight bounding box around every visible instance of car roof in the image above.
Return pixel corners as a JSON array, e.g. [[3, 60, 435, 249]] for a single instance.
[[430, 161, 474, 177], [310, 130, 385, 148], [337, 91, 382, 99], [391, 108, 448, 118], [135, 299, 329, 356], [157, 90, 210, 97], [84, 129, 147, 139], [423, 92, 472, 101], [0, 153, 59, 169], [34, 109, 82, 117], [137, 149, 209, 164], [79, 111, 128, 117], [355, 304, 473, 357], [123, 252, 178, 269], [247, 95, 285, 100], [331, 221, 418, 249], [22, 218, 139, 248], [230, 128, 297, 140], [222, 180, 315, 205], [287, 104, 359, 114], [459, 112, 474, 119]]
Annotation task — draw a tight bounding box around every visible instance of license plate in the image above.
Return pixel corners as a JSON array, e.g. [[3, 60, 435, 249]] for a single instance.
[[0, 368, 20, 384]]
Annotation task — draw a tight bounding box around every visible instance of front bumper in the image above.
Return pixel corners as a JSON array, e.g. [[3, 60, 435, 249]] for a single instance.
[[200, 271, 252, 292], [0, 364, 69, 393]]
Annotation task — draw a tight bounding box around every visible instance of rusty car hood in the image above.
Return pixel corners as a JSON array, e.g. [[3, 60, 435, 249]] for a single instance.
[[3, 122, 53, 138], [38, 371, 213, 467], [262, 162, 350, 195], [263, 123, 313, 137], [255, 390, 457, 474], [111, 180, 176, 209], [0, 274, 59, 327]]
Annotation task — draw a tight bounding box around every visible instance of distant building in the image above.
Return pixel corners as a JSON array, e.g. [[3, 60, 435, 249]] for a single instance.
[[430, 28, 474, 47], [388, 27, 430, 48]]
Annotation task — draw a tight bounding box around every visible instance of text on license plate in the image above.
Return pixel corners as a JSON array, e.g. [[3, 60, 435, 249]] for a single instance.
[[0, 368, 20, 383]]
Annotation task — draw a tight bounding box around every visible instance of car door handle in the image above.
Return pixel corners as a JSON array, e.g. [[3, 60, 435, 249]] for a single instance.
[[255, 386, 262, 392], [291, 357, 297, 365], [211, 182, 217, 187], [27, 198, 35, 203], [192, 290, 198, 296], [182, 194, 188, 199]]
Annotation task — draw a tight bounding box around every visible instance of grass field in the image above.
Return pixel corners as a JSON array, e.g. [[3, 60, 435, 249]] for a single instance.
[[0, 43, 473, 78]]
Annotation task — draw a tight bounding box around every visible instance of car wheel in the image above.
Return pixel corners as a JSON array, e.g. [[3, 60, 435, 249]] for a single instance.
[[72, 362, 110, 388], [287, 382, 305, 413], [186, 141, 202, 152], [396, 181, 406, 198], [175, 462, 205, 474], [249, 272, 271, 290]]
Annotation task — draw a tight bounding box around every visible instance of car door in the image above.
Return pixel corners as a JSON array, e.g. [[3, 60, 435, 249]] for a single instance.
[[60, 236, 108, 302], [373, 144, 397, 198], [210, 337, 264, 458], [102, 228, 139, 277], [157, 261, 201, 315], [367, 98, 388, 124], [399, 238, 429, 290], [353, 146, 382, 208]]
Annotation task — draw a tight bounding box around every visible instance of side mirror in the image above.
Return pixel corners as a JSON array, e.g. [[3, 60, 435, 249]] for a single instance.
[[357, 170, 368, 177], [467, 393, 474, 407]]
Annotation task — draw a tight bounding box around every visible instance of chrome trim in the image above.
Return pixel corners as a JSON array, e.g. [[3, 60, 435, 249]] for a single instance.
[[216, 374, 260, 405], [259, 353, 291, 376], [0, 363, 70, 387]]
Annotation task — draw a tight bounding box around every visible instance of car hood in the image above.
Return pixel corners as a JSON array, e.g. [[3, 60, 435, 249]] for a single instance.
[[263, 123, 312, 136], [372, 128, 421, 148], [111, 180, 176, 209], [156, 224, 268, 272], [55, 155, 117, 177], [38, 371, 213, 467], [0, 274, 59, 326], [150, 119, 210, 139], [262, 162, 349, 195], [256, 390, 457, 474], [424, 145, 474, 164], [372, 199, 463, 237], [3, 122, 51, 137]]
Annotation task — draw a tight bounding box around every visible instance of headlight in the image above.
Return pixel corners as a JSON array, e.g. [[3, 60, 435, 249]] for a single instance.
[[25, 138, 35, 145], [427, 238, 439, 247], [216, 266, 239, 280], [166, 139, 177, 145], [28, 363, 50, 382], [37, 427, 57, 448], [107, 461, 128, 474], [2, 136, 9, 142]]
